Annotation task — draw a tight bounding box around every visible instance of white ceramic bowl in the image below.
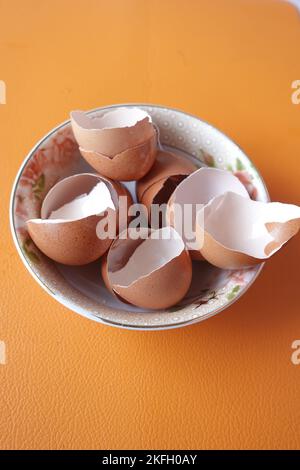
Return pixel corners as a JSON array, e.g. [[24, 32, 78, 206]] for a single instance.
[[10, 104, 269, 330]]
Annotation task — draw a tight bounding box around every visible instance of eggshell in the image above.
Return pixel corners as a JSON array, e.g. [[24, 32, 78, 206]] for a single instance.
[[196, 191, 300, 269], [27, 215, 112, 266], [105, 227, 192, 309], [101, 251, 136, 304], [167, 167, 249, 213], [137, 150, 197, 202], [71, 108, 158, 181], [166, 167, 249, 257], [27, 173, 132, 265], [101, 254, 114, 294], [71, 108, 154, 155], [103, 178, 133, 233], [79, 132, 157, 181], [136, 150, 197, 225], [140, 176, 187, 227], [140, 178, 166, 212]]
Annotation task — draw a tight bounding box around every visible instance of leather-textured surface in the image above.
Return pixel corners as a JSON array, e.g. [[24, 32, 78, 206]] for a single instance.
[[1, 0, 300, 450]]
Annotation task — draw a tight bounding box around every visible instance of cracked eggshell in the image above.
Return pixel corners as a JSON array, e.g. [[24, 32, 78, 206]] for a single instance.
[[101, 251, 135, 305], [26, 173, 132, 265], [137, 150, 197, 223], [71, 108, 154, 155], [71, 108, 158, 181], [101, 254, 114, 295], [166, 167, 250, 257], [104, 227, 192, 309], [137, 150, 197, 202], [196, 191, 300, 269], [167, 167, 249, 214], [79, 133, 157, 181], [140, 176, 188, 228]]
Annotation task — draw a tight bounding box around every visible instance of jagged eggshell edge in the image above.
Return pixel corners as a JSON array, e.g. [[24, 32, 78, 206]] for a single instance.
[[71, 108, 155, 156], [196, 192, 300, 269], [79, 133, 157, 181]]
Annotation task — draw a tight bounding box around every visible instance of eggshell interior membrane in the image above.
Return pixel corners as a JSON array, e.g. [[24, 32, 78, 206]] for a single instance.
[[41, 173, 115, 220], [48, 182, 114, 221], [106, 227, 192, 309], [196, 191, 300, 269], [70, 108, 155, 156], [110, 227, 184, 287], [26, 173, 124, 265], [166, 167, 249, 255], [168, 167, 249, 208]]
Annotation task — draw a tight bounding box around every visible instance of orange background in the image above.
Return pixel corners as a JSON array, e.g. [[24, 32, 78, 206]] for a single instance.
[[1, 0, 300, 450]]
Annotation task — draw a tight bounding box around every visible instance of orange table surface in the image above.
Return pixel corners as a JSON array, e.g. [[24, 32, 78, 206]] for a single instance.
[[1, 0, 300, 450]]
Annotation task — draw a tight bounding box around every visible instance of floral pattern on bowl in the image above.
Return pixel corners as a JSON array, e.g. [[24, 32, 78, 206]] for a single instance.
[[10, 104, 269, 330]]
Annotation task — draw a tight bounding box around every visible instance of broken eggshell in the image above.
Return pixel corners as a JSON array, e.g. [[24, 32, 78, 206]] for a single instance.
[[195, 191, 300, 269], [70, 108, 157, 181], [166, 167, 250, 258], [167, 167, 249, 215], [27, 173, 132, 265], [102, 226, 192, 309], [137, 150, 197, 201], [137, 150, 197, 224]]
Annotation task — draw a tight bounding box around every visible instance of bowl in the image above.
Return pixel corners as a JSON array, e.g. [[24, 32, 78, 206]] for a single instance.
[[10, 104, 269, 330]]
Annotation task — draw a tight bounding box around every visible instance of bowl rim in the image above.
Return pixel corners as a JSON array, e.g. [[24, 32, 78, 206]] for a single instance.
[[9, 102, 269, 331]]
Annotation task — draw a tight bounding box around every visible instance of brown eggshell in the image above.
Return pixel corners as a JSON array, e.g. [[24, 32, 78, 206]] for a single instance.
[[113, 251, 192, 309], [166, 167, 250, 256], [139, 178, 165, 224], [137, 150, 197, 201], [196, 225, 258, 269], [105, 227, 192, 309], [141, 176, 187, 227], [27, 215, 112, 265], [26, 173, 131, 265], [79, 133, 157, 181], [101, 245, 141, 304], [195, 192, 300, 269], [42, 172, 133, 227], [102, 230, 146, 301], [197, 220, 300, 269], [40, 173, 110, 218], [264, 220, 300, 255], [101, 255, 114, 294], [106, 179, 133, 232], [71, 108, 155, 156]]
